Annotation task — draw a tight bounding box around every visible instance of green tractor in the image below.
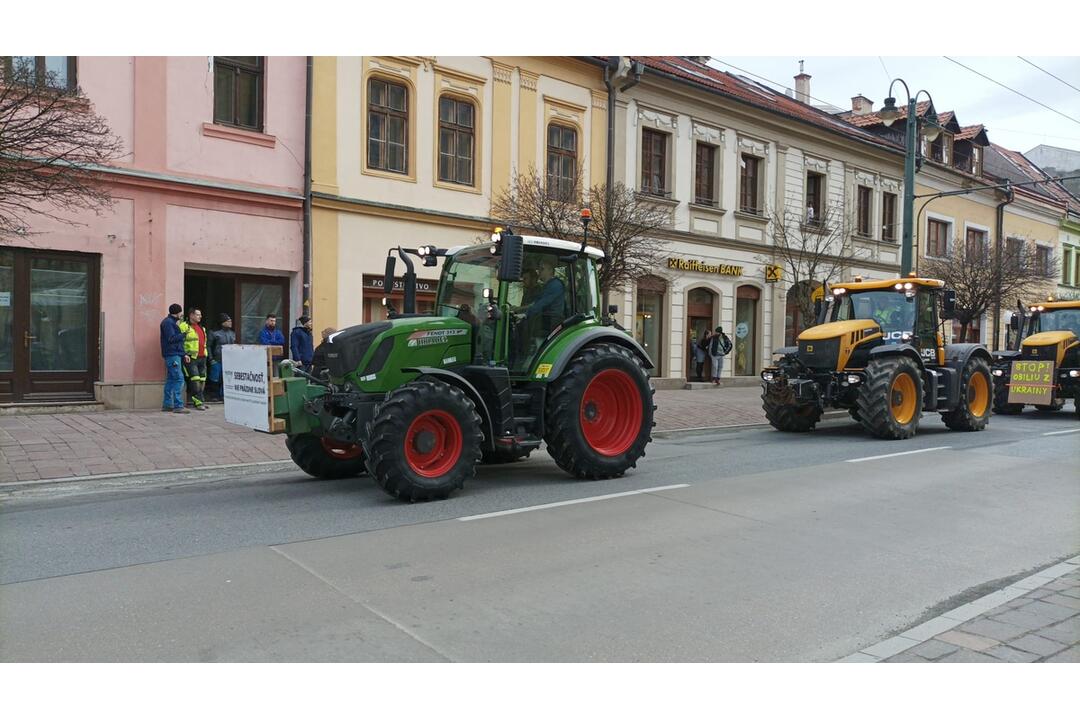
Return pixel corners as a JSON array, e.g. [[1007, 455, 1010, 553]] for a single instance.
[[992, 299, 1080, 418], [761, 276, 994, 439], [274, 220, 656, 501]]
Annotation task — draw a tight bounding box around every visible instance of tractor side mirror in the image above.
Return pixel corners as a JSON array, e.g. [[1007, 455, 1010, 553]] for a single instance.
[[607, 304, 619, 315], [941, 289, 957, 320], [383, 255, 396, 295], [1009, 314, 1019, 331], [498, 234, 524, 282], [813, 299, 823, 319]]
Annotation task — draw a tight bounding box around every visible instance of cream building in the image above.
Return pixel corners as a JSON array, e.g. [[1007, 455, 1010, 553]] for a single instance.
[[309, 56, 607, 332], [608, 58, 906, 387]]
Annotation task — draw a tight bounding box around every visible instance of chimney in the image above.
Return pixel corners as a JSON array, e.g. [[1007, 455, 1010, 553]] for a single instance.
[[794, 60, 811, 104], [851, 94, 874, 116]]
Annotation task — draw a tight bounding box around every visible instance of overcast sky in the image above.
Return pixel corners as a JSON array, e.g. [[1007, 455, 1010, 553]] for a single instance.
[[707, 57, 1080, 156]]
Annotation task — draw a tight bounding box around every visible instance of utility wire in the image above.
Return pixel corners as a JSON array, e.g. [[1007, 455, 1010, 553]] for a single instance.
[[877, 56, 892, 84], [1017, 56, 1080, 95], [942, 56, 1080, 128]]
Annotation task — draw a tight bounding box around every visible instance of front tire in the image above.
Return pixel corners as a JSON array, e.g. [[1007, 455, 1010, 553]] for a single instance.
[[762, 385, 823, 432], [365, 381, 483, 501], [942, 356, 993, 432], [286, 434, 368, 479], [544, 344, 654, 479], [992, 375, 1023, 415], [857, 355, 923, 439]]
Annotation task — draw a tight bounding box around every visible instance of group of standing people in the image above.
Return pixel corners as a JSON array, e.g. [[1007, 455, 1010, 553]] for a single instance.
[[161, 306, 333, 412], [691, 326, 733, 384], [159, 305, 235, 413]]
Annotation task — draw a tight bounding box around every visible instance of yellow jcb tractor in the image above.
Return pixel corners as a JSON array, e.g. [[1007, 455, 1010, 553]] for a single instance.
[[992, 299, 1080, 418], [761, 276, 994, 439]]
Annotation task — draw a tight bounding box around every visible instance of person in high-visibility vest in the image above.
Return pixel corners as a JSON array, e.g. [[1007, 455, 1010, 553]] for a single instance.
[[178, 307, 209, 410]]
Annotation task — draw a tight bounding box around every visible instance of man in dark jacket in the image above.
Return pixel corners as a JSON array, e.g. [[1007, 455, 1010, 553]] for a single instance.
[[290, 315, 315, 373], [259, 313, 286, 374], [206, 313, 235, 402], [159, 303, 189, 413]]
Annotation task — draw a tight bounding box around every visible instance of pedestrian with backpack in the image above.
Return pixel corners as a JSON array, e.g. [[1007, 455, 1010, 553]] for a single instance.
[[709, 325, 733, 384]]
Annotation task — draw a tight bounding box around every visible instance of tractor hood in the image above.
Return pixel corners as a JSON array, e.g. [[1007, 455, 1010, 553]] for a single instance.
[[1021, 330, 1077, 347], [319, 315, 472, 381], [798, 319, 879, 341]]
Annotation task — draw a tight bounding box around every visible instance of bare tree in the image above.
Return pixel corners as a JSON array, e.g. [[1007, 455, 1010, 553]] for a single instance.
[[760, 202, 866, 335], [491, 166, 672, 307], [0, 59, 124, 240], [923, 236, 1058, 342]]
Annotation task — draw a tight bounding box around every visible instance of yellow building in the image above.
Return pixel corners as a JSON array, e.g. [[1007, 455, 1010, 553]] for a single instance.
[[309, 56, 607, 332], [843, 105, 1066, 348]]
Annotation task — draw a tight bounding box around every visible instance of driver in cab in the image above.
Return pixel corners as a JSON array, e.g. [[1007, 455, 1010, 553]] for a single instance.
[[513, 256, 565, 326]]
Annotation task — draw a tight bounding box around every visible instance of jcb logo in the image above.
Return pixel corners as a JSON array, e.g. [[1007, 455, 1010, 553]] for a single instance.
[[805, 345, 814, 353], [1030, 348, 1038, 356]]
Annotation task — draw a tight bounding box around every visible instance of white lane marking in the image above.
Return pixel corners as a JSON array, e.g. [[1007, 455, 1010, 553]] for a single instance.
[[1042, 428, 1080, 436], [845, 446, 951, 463], [457, 484, 690, 522]]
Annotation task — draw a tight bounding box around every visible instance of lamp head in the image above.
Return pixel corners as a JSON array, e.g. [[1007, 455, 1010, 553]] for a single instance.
[[879, 96, 900, 127]]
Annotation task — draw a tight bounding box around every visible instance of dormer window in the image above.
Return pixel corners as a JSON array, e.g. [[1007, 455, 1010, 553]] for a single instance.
[[928, 134, 952, 165]]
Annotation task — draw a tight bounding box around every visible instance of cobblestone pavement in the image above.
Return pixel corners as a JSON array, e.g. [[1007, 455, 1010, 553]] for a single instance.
[[843, 559, 1080, 663], [0, 386, 768, 484]]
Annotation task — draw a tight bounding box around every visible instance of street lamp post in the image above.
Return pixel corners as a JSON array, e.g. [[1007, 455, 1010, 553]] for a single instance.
[[878, 79, 942, 277]]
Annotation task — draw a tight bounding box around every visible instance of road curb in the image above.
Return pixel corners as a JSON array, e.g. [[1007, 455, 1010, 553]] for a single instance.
[[0, 460, 298, 498], [838, 555, 1080, 662]]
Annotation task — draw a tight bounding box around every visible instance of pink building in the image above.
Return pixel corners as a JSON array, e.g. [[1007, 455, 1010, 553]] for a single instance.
[[0, 56, 306, 408]]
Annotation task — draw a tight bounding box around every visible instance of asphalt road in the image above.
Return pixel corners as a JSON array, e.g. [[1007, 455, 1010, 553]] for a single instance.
[[1, 406, 1077, 661]]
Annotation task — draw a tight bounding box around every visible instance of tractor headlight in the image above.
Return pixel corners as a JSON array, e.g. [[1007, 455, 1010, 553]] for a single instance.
[[847, 375, 861, 384], [762, 372, 775, 382], [490, 232, 501, 243], [903, 282, 913, 290], [1070, 370, 1080, 378], [992, 369, 1005, 377], [894, 283, 904, 290]]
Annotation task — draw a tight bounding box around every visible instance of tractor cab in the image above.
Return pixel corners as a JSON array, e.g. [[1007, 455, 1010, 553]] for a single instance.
[[814, 277, 954, 367], [433, 236, 603, 376]]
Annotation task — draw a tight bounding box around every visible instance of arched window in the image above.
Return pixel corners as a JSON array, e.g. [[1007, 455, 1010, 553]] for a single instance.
[[438, 95, 475, 186], [367, 77, 408, 174], [546, 123, 577, 200]]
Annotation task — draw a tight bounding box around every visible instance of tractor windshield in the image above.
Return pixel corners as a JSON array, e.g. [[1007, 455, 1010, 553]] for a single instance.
[[1030, 308, 1080, 334], [437, 247, 500, 362], [834, 289, 917, 337]]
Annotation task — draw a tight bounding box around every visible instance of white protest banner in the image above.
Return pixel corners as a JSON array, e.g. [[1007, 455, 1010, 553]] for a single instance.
[[223, 344, 271, 432]]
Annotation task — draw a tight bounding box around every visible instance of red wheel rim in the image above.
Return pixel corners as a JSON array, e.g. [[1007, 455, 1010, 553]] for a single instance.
[[321, 438, 364, 460], [580, 369, 643, 457], [405, 410, 463, 478]]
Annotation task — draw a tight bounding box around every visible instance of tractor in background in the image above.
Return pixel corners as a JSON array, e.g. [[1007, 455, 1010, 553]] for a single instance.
[[992, 299, 1080, 418], [761, 276, 994, 439]]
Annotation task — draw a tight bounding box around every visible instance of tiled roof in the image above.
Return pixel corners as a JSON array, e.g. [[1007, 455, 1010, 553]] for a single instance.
[[841, 104, 955, 130], [840, 101, 932, 127], [955, 124, 985, 141], [987, 143, 1075, 210], [629, 57, 903, 154]]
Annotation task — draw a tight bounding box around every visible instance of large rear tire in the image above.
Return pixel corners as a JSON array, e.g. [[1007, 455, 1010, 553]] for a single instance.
[[942, 356, 993, 432], [762, 385, 823, 432], [544, 344, 654, 480], [857, 355, 923, 439], [365, 380, 483, 501], [286, 434, 368, 479], [992, 376, 1023, 415]]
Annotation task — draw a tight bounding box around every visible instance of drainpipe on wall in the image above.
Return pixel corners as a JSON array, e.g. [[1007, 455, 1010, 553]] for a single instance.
[[603, 56, 643, 312], [991, 181, 1014, 351], [302, 56, 314, 322]]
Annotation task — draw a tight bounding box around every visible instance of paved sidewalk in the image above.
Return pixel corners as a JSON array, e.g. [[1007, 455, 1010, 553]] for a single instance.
[[0, 386, 768, 484], [843, 559, 1080, 663]]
